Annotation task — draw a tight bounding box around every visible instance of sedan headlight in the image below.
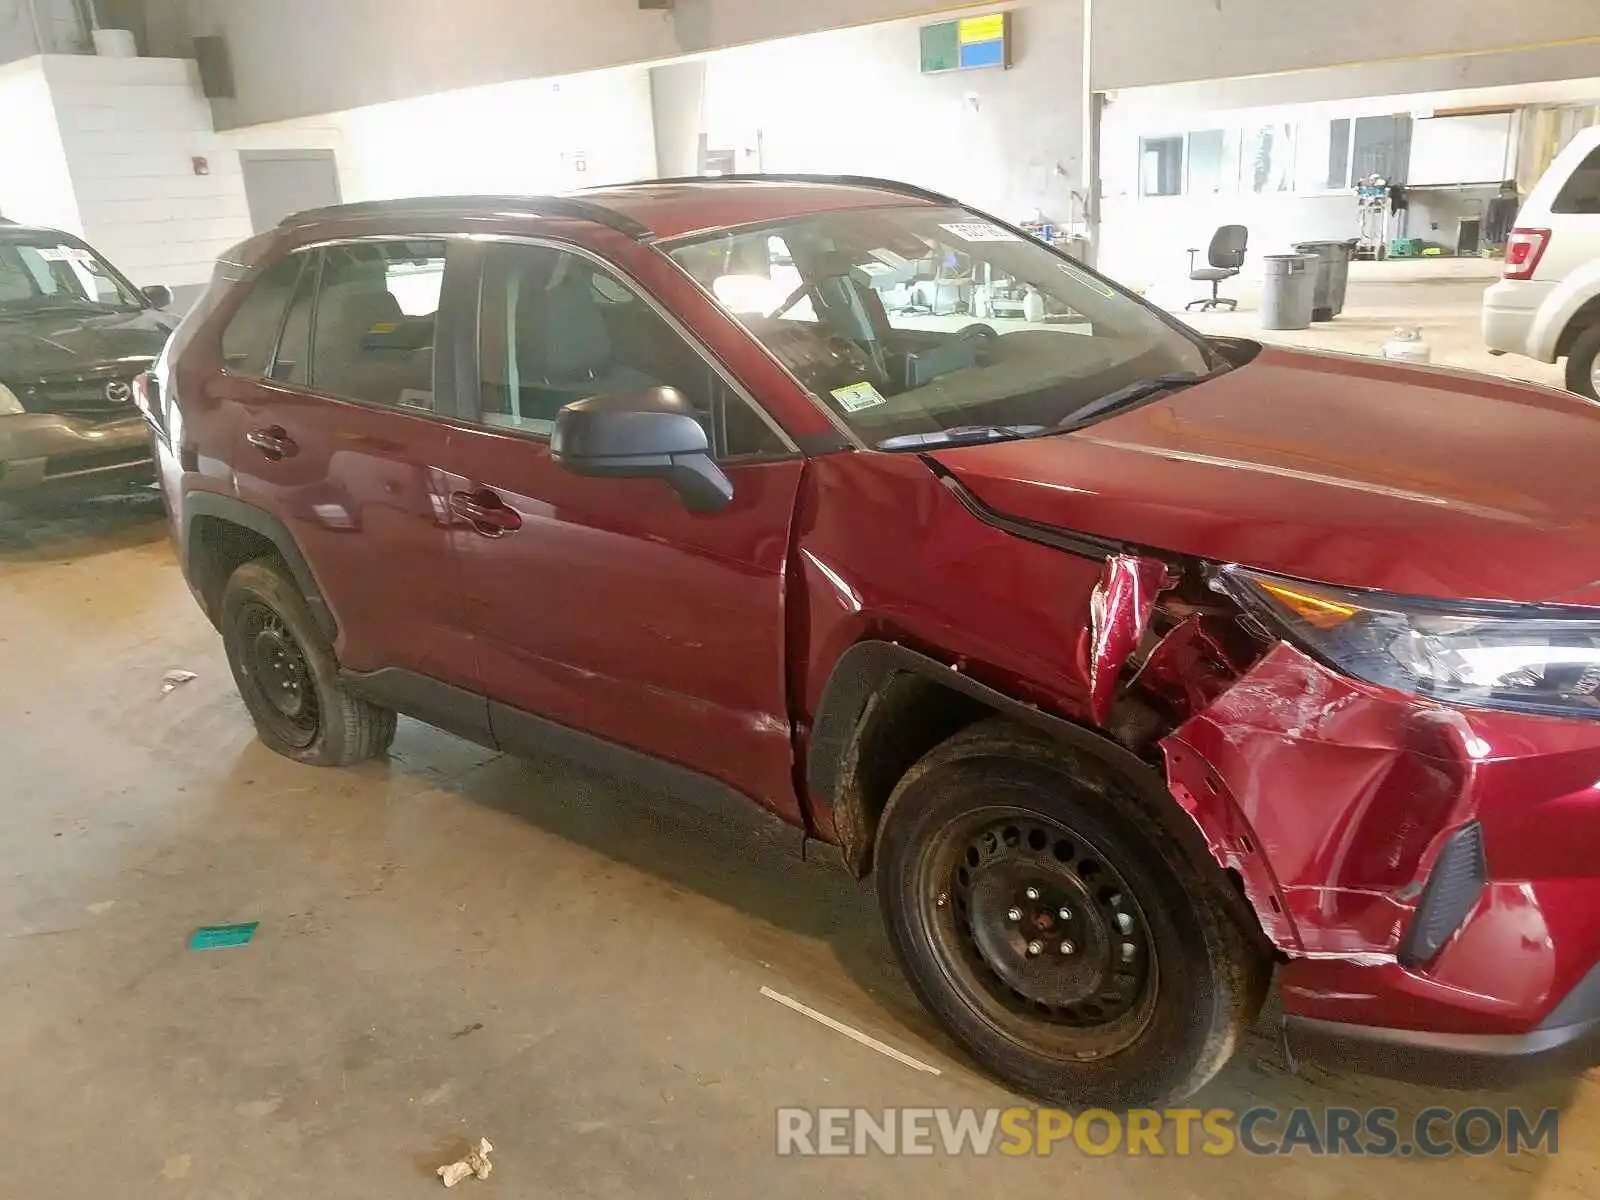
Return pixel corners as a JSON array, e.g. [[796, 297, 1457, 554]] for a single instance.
[[0, 383, 22, 415], [1216, 565, 1600, 720]]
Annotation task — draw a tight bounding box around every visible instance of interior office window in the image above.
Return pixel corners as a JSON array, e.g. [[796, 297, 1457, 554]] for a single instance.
[[1240, 124, 1296, 193], [1327, 118, 1353, 187], [1294, 119, 1352, 192], [1553, 144, 1600, 214], [1139, 136, 1184, 197], [1185, 130, 1235, 195], [220, 255, 304, 377], [1350, 115, 1411, 183], [271, 252, 317, 386], [476, 243, 786, 458], [311, 240, 445, 409]]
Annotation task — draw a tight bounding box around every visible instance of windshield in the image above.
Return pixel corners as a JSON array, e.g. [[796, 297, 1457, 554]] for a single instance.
[[667, 205, 1216, 448], [0, 234, 144, 316]]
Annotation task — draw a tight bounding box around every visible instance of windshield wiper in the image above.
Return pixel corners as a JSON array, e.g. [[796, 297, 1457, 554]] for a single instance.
[[876, 424, 1048, 451], [10, 298, 121, 315], [1055, 372, 1206, 432]]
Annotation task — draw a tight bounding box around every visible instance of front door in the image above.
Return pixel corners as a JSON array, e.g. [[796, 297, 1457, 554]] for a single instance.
[[444, 239, 806, 822]]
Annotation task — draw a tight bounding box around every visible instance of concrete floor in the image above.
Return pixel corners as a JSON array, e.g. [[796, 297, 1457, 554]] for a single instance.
[[1, 291, 1598, 1195], [1164, 257, 1570, 391]]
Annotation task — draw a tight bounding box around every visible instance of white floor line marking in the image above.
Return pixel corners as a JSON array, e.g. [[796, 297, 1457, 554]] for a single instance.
[[759, 986, 942, 1076]]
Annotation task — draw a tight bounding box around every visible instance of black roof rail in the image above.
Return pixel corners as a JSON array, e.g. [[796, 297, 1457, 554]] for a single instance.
[[591, 173, 960, 207], [279, 194, 653, 240]]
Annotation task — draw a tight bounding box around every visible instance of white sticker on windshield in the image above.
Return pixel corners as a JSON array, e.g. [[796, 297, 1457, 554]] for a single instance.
[[831, 381, 888, 413], [939, 221, 1020, 243], [34, 248, 71, 261]]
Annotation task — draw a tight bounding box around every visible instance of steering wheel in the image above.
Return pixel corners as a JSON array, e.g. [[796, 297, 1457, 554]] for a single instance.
[[957, 322, 1000, 343]]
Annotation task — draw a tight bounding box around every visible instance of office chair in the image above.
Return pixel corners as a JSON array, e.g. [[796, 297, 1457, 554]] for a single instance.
[[1185, 225, 1248, 311]]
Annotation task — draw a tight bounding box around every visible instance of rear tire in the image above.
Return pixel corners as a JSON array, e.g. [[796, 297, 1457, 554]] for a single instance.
[[875, 719, 1269, 1107], [221, 558, 396, 766], [1564, 325, 1600, 401]]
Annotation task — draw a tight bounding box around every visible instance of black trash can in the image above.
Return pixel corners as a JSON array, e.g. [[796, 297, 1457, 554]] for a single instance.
[[1292, 240, 1356, 321]]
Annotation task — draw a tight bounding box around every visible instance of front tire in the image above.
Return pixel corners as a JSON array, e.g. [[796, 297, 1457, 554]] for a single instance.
[[875, 719, 1269, 1107], [221, 558, 396, 766], [1564, 325, 1600, 401]]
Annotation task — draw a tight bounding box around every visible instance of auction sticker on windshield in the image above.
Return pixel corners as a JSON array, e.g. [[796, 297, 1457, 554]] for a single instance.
[[939, 222, 1020, 243], [831, 381, 889, 412]]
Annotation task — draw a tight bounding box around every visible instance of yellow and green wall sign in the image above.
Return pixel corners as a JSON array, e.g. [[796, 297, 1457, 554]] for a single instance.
[[920, 13, 1012, 73]]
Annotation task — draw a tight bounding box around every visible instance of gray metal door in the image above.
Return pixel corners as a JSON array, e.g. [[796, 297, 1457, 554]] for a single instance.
[[240, 150, 342, 234]]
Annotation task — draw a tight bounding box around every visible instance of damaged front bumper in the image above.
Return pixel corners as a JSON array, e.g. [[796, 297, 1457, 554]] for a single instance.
[[1164, 641, 1600, 1086], [0, 412, 152, 496]]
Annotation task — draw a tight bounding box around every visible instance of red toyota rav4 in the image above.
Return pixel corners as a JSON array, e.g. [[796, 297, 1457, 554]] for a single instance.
[[143, 176, 1600, 1106]]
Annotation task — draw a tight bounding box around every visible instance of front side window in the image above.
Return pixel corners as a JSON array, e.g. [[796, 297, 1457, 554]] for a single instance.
[[476, 243, 786, 458], [311, 240, 445, 409], [0, 234, 143, 314], [667, 206, 1215, 449]]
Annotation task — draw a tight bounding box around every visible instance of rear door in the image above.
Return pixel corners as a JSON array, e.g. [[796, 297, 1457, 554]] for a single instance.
[[208, 236, 480, 710], [1526, 135, 1600, 281], [443, 237, 807, 821]]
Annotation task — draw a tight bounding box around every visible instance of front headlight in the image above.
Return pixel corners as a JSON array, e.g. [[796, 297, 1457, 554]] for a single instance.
[[1216, 565, 1600, 720], [0, 383, 22, 415]]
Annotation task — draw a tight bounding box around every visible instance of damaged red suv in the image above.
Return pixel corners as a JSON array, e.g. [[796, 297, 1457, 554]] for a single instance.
[[145, 176, 1600, 1105]]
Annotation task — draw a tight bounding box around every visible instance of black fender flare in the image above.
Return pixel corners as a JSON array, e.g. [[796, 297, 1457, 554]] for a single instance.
[[807, 640, 1220, 886], [182, 492, 337, 642]]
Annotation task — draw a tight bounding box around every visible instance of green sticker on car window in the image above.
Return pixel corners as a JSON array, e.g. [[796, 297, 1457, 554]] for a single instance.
[[831, 382, 888, 413]]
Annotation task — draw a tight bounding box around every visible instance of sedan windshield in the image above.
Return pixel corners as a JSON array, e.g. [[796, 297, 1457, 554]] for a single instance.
[[667, 205, 1218, 448], [0, 234, 143, 315]]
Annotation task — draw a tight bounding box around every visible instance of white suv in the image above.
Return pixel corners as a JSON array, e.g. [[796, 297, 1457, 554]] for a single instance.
[[1483, 126, 1600, 398]]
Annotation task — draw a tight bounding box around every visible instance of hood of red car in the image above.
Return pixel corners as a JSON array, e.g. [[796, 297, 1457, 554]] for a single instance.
[[928, 345, 1600, 605]]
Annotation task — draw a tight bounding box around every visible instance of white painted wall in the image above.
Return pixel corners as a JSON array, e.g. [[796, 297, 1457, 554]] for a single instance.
[[216, 65, 658, 207], [42, 53, 252, 295], [697, 5, 1086, 225], [0, 0, 89, 63], [0, 47, 653, 309], [1090, 0, 1600, 91], [136, 0, 1598, 130], [0, 56, 78, 229], [137, 0, 1020, 129]]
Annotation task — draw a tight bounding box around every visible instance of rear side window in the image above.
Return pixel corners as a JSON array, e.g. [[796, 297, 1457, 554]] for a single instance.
[[1553, 145, 1600, 215], [311, 240, 445, 410], [220, 255, 304, 376], [271, 253, 318, 386]]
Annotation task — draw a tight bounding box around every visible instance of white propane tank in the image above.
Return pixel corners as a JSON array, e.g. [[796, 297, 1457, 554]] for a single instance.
[[1382, 326, 1431, 364], [1022, 285, 1046, 323]]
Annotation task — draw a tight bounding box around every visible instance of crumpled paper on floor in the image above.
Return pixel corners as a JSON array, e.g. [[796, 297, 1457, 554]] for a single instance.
[[437, 1138, 493, 1187], [161, 669, 197, 695]]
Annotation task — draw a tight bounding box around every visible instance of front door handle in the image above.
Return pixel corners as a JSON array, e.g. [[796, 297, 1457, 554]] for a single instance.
[[246, 426, 298, 461], [449, 489, 522, 536]]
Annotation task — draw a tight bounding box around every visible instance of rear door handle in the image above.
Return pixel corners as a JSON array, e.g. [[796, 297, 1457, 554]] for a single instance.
[[449, 489, 522, 536], [246, 426, 298, 461]]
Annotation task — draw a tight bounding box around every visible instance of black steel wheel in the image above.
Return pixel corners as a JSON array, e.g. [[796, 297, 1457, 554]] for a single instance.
[[234, 600, 321, 749], [220, 558, 396, 766], [876, 718, 1270, 1107], [928, 808, 1159, 1057]]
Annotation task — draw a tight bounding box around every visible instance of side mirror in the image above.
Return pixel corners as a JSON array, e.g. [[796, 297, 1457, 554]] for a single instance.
[[142, 284, 173, 309], [552, 386, 732, 512]]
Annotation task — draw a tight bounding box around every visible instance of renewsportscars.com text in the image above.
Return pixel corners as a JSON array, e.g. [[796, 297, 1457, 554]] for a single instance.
[[776, 1106, 1559, 1158]]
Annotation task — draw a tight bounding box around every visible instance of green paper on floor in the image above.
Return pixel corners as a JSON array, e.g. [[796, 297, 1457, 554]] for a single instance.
[[189, 922, 258, 950]]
